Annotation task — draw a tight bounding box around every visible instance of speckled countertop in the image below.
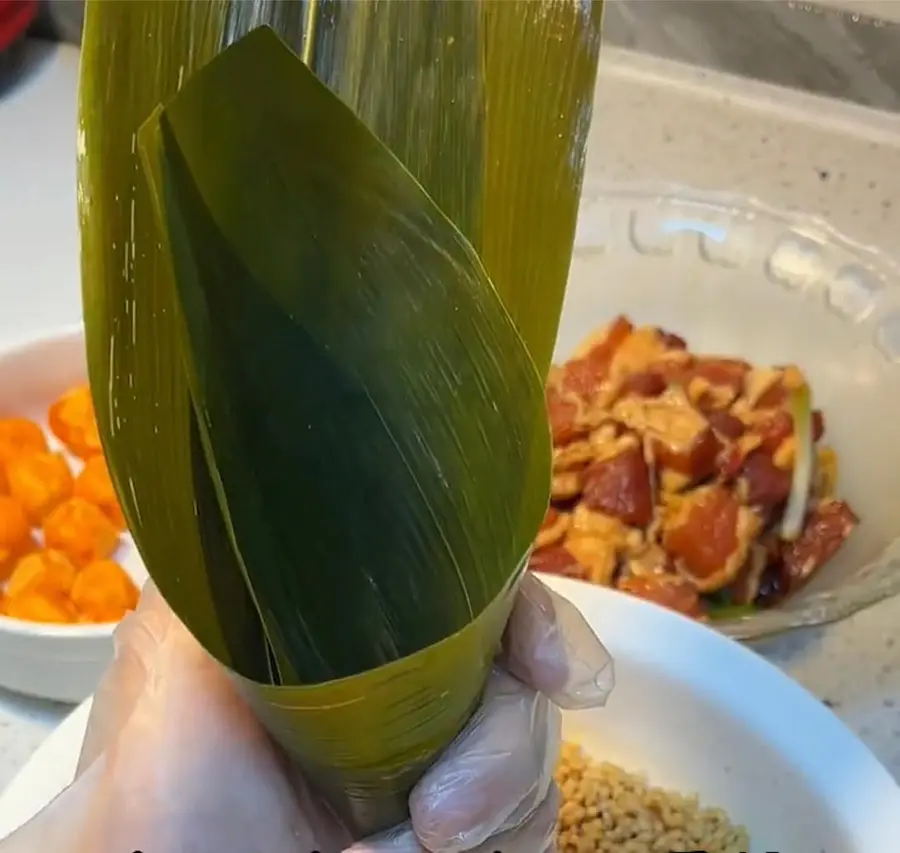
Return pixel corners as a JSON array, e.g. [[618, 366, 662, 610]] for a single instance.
[[1, 41, 900, 789]]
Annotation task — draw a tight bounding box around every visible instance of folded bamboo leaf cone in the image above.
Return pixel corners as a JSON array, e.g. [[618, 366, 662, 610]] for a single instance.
[[78, 4, 602, 837]]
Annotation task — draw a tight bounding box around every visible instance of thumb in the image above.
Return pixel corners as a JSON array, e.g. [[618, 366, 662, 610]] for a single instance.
[[75, 581, 179, 776], [500, 572, 614, 710]]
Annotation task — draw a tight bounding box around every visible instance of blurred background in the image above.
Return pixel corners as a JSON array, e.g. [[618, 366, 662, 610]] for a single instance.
[[27, 0, 900, 111]]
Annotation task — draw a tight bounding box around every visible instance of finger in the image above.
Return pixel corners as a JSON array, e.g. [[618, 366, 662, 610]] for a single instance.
[[342, 820, 416, 853], [41, 603, 328, 853], [76, 581, 190, 775], [408, 670, 560, 853], [0, 754, 110, 853], [462, 783, 559, 853], [501, 572, 614, 710], [344, 786, 560, 853]]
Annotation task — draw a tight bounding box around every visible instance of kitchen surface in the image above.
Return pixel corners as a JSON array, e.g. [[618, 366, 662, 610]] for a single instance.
[[3, 6, 900, 794]]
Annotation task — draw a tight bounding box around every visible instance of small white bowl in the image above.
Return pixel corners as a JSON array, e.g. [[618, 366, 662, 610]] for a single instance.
[[0, 327, 148, 704]]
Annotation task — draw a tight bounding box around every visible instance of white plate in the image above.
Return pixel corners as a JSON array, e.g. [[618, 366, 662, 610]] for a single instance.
[[0, 577, 897, 852]]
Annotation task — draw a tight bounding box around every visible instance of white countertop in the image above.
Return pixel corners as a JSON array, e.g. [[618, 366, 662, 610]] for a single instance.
[[1, 39, 900, 790], [0, 43, 82, 347]]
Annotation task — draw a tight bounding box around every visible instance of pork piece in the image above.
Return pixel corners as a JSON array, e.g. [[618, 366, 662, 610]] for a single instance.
[[581, 437, 653, 528], [715, 432, 763, 482], [685, 357, 751, 410], [781, 500, 858, 593], [553, 439, 596, 472], [743, 364, 806, 410], [654, 328, 687, 350], [535, 507, 570, 550], [662, 485, 762, 592], [658, 467, 692, 495], [528, 545, 587, 580], [608, 326, 676, 382], [551, 470, 584, 502], [553, 422, 632, 474], [617, 370, 667, 400], [569, 503, 632, 549], [648, 350, 694, 386], [561, 316, 634, 397], [705, 409, 745, 440], [563, 505, 645, 587], [564, 535, 619, 586], [743, 366, 783, 409], [545, 361, 595, 447], [692, 357, 751, 392], [622, 542, 673, 578], [738, 450, 792, 508], [614, 388, 720, 483], [745, 408, 825, 454], [617, 574, 705, 619], [546, 386, 584, 446]]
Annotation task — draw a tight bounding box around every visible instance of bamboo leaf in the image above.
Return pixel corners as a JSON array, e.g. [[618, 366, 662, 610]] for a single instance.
[[480, 0, 605, 374], [78, 0, 270, 680], [136, 26, 547, 830], [79, 0, 603, 837], [138, 24, 548, 684], [305, 0, 604, 376], [307, 0, 485, 252]]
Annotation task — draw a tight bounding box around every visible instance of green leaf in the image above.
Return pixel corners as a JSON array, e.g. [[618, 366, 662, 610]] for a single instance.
[[308, 0, 485, 249], [79, 1, 603, 837], [479, 0, 605, 375], [707, 603, 757, 621], [306, 0, 604, 376], [78, 0, 270, 680], [140, 24, 548, 828]]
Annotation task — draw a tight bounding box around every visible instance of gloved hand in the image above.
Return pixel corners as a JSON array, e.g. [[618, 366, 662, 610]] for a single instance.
[[1, 572, 613, 853]]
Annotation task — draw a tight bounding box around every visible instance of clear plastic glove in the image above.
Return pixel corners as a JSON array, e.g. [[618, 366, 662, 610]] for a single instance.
[[1, 572, 613, 853]]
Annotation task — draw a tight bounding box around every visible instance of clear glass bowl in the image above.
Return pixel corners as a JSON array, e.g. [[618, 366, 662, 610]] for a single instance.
[[559, 183, 900, 639]]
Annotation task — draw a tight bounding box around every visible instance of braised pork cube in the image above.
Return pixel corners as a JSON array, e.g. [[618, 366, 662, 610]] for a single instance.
[[561, 316, 634, 397], [614, 388, 720, 485], [745, 409, 825, 456], [742, 364, 806, 410], [617, 575, 705, 619], [569, 503, 632, 546], [528, 545, 588, 580], [564, 535, 619, 586], [780, 500, 858, 593], [581, 437, 653, 528], [662, 486, 761, 592], [738, 451, 792, 508], [608, 326, 678, 382], [616, 370, 668, 400], [684, 357, 751, 410], [622, 543, 673, 579], [546, 382, 588, 446], [553, 439, 597, 472], [551, 470, 583, 502]]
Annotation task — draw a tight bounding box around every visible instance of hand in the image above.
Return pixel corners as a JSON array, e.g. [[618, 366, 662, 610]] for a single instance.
[[1, 573, 613, 853]]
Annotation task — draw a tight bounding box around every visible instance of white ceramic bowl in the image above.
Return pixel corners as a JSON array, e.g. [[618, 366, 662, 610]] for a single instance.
[[0, 576, 897, 851], [561, 185, 900, 638], [0, 327, 148, 704]]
